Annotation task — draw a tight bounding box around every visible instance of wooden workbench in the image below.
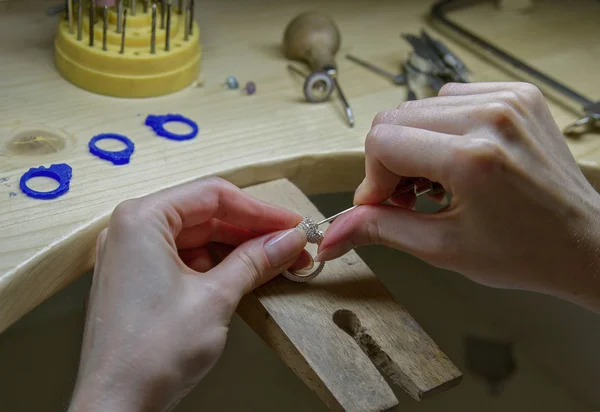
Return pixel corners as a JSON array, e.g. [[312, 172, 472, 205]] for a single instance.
[[1, 0, 599, 332]]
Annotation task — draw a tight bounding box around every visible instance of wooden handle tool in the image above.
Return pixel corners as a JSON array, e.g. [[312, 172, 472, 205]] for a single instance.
[[283, 11, 355, 127]]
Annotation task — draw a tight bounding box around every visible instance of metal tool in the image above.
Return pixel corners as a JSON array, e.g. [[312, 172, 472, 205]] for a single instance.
[[401, 31, 470, 96], [184, 3, 190, 41], [165, 0, 172, 51], [67, 0, 73, 32], [287, 65, 335, 103], [102, 5, 108, 51], [151, 3, 157, 53], [563, 102, 600, 136], [131, 0, 136, 16], [89, 0, 95, 47], [347, 30, 468, 99], [431, 0, 599, 136], [117, 0, 123, 33], [283, 11, 355, 127], [77, 0, 83, 40], [120, 9, 127, 54], [189, 0, 195, 34], [346, 54, 406, 85], [420, 30, 469, 83], [317, 178, 444, 226]]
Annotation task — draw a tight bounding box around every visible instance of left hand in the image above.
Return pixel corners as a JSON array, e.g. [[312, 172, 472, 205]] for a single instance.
[[68, 177, 308, 412]]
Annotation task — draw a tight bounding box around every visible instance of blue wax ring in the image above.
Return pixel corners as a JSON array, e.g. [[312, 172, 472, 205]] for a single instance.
[[145, 114, 199, 141], [20, 163, 73, 200], [89, 133, 135, 165]]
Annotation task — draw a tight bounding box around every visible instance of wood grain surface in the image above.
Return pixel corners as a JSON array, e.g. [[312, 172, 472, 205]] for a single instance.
[[1, 0, 599, 332], [238, 179, 461, 411]]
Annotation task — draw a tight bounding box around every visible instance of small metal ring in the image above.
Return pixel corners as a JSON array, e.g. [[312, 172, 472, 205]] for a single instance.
[[283, 260, 325, 282], [19, 163, 72, 200], [303, 71, 334, 103], [145, 114, 199, 141], [89, 133, 135, 165]]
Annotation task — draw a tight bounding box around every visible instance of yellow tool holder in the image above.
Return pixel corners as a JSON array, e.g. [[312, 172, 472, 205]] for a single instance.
[[54, 2, 201, 98]]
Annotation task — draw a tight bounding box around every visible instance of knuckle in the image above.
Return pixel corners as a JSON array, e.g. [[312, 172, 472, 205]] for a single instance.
[[111, 198, 145, 226], [514, 82, 543, 103], [201, 176, 229, 191], [364, 217, 383, 246], [234, 250, 261, 288], [455, 138, 507, 177], [372, 110, 390, 127], [396, 99, 413, 109], [365, 125, 385, 151], [498, 90, 521, 106], [438, 82, 459, 96], [482, 101, 514, 125]]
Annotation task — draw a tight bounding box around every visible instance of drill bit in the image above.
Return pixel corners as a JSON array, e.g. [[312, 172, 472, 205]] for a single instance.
[[184, 3, 189, 41], [120, 9, 127, 54], [67, 0, 73, 32], [117, 0, 123, 33], [77, 0, 82, 40], [160, 0, 165, 29], [151, 3, 157, 53], [165, 0, 171, 51], [102, 5, 108, 51], [188, 0, 194, 34], [89, 0, 95, 47]]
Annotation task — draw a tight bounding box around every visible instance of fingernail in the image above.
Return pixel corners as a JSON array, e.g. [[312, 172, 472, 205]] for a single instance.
[[314, 241, 353, 262], [264, 229, 307, 268]]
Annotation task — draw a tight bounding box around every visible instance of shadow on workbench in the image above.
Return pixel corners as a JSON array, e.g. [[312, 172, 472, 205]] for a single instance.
[[0, 193, 598, 411]]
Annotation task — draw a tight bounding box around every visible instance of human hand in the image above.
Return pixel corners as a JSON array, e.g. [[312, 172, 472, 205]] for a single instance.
[[317, 82, 600, 311], [68, 177, 308, 412]]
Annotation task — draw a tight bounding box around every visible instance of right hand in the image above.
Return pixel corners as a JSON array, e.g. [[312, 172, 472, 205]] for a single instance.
[[317, 82, 600, 311]]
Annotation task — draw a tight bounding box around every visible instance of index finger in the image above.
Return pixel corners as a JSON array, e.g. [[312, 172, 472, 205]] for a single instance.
[[355, 124, 455, 205], [136, 177, 302, 237]]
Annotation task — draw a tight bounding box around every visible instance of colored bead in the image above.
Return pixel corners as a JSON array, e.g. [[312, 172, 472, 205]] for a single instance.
[[244, 81, 256, 95], [225, 76, 239, 89]]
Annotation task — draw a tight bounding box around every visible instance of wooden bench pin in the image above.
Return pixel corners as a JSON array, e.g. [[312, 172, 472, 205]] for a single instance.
[[236, 179, 462, 412]]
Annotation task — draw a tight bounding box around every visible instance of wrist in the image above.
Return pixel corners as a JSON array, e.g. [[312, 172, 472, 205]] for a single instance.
[[558, 191, 600, 312], [68, 363, 181, 412]]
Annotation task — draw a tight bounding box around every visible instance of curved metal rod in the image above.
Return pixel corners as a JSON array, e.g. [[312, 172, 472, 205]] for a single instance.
[[430, 0, 593, 107]]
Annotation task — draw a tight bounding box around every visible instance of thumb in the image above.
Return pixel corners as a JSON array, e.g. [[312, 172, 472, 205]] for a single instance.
[[316, 205, 450, 265], [209, 228, 308, 297]]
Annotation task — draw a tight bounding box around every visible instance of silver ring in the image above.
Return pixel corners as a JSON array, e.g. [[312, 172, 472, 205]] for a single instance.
[[282, 217, 325, 282], [283, 259, 325, 282]]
